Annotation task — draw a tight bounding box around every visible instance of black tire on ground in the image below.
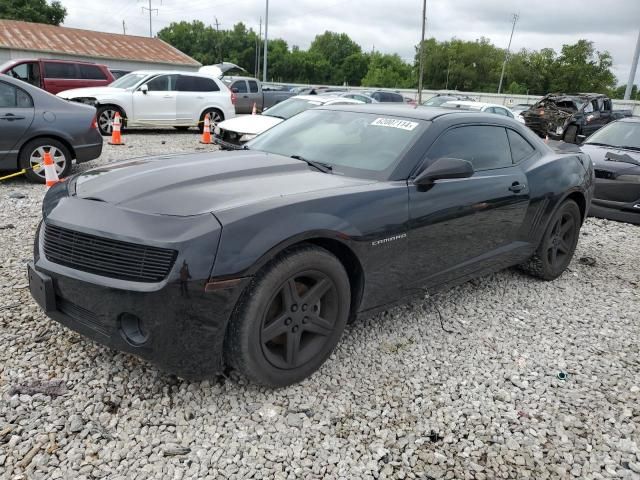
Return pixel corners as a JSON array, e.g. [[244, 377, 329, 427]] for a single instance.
[[198, 108, 224, 133], [96, 105, 125, 136], [19, 137, 72, 183], [563, 125, 578, 144], [173, 126, 190, 131], [520, 200, 581, 281], [224, 245, 351, 387]]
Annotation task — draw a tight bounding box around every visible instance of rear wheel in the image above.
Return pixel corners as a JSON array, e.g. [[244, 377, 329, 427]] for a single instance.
[[224, 245, 351, 387], [198, 109, 223, 133], [19, 138, 72, 183], [563, 125, 578, 143], [520, 200, 581, 280]]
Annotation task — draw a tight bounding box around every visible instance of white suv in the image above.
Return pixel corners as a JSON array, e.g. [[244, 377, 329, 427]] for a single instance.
[[57, 71, 235, 135]]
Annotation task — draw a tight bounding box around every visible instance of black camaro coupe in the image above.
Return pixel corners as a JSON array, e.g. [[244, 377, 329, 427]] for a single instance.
[[29, 105, 594, 386]]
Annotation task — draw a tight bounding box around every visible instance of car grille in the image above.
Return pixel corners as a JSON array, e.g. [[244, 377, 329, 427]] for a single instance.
[[43, 224, 177, 282]]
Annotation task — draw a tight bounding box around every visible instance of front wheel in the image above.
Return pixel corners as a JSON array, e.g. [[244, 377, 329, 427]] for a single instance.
[[224, 245, 351, 387], [520, 199, 581, 280], [563, 125, 578, 143]]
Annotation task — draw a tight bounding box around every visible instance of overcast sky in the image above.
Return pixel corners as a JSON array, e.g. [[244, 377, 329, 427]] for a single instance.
[[60, 0, 640, 86]]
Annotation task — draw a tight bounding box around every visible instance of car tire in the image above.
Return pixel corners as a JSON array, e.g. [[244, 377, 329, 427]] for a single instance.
[[520, 199, 581, 281], [563, 125, 578, 143], [19, 138, 72, 184], [96, 105, 124, 136], [224, 245, 351, 387], [198, 109, 224, 133]]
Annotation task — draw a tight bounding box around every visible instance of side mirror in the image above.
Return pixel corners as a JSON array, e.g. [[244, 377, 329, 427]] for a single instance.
[[414, 157, 474, 186], [231, 87, 239, 93], [139, 84, 148, 94]]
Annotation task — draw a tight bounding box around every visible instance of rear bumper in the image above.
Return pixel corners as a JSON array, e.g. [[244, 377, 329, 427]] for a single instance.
[[75, 141, 103, 163]]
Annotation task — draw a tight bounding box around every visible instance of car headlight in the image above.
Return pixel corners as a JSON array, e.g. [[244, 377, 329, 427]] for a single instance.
[[239, 134, 257, 142]]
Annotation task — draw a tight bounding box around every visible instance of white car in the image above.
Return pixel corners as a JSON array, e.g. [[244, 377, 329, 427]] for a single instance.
[[57, 71, 235, 135], [213, 95, 364, 149], [442, 100, 525, 124]]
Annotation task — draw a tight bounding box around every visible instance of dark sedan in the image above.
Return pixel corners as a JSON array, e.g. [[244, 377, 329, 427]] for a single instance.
[[28, 105, 593, 386], [582, 117, 640, 224], [0, 75, 102, 183]]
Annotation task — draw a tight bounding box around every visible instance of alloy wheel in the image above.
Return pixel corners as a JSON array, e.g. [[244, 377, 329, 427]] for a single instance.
[[546, 212, 576, 268], [29, 146, 67, 179], [98, 109, 117, 134], [260, 271, 339, 370]]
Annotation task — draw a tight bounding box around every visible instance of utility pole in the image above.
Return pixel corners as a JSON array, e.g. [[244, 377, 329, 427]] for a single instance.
[[256, 17, 262, 79], [263, 0, 269, 83], [214, 17, 222, 61], [141, 0, 159, 38], [624, 29, 640, 100], [122, 20, 126, 35], [417, 0, 427, 104], [497, 13, 519, 94]]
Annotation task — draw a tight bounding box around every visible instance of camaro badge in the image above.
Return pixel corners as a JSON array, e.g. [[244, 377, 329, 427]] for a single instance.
[[371, 233, 407, 246]]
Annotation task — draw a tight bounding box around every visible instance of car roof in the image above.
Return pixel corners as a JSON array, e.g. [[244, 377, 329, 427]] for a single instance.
[[290, 94, 362, 104], [127, 70, 216, 77], [445, 100, 511, 110], [316, 103, 518, 122]]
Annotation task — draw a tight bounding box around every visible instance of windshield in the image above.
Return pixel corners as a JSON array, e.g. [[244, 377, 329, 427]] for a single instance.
[[109, 73, 148, 88], [247, 109, 427, 180], [585, 121, 640, 149], [423, 96, 455, 107], [264, 97, 325, 119]]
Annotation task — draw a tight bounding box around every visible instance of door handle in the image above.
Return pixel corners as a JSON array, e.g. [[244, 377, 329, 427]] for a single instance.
[[0, 113, 25, 120], [509, 182, 525, 193]]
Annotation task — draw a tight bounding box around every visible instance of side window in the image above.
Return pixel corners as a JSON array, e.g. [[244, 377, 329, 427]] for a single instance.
[[6, 62, 41, 87], [232, 81, 248, 93], [507, 129, 535, 163], [197, 77, 219, 92], [603, 99, 612, 112], [426, 126, 512, 171], [79, 64, 107, 80], [145, 75, 177, 91], [248, 80, 259, 93], [177, 76, 221, 92], [584, 101, 595, 114], [0, 82, 16, 107], [44, 62, 77, 79]]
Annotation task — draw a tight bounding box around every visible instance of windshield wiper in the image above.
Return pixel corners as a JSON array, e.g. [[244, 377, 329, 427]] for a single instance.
[[619, 145, 640, 152], [290, 155, 333, 174], [585, 142, 614, 147], [265, 114, 286, 120], [605, 151, 640, 166]]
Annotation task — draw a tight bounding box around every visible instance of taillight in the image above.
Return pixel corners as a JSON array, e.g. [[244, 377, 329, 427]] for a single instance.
[[91, 116, 98, 129], [231, 92, 237, 105]]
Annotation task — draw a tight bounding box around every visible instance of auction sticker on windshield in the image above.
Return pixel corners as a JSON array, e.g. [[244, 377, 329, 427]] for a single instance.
[[371, 118, 419, 131]]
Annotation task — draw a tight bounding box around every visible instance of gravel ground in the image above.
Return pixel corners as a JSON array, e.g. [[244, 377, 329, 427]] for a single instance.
[[1, 131, 639, 479]]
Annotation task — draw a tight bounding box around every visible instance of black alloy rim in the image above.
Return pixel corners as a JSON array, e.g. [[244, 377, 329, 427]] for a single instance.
[[547, 212, 576, 268], [260, 270, 338, 370]]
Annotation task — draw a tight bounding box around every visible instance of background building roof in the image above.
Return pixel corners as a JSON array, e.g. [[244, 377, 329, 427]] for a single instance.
[[0, 20, 200, 67]]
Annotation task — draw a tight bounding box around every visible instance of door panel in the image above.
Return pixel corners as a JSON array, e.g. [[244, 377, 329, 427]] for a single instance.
[[407, 169, 530, 287], [406, 125, 531, 288], [132, 75, 177, 124], [231, 80, 251, 113], [0, 81, 35, 164]]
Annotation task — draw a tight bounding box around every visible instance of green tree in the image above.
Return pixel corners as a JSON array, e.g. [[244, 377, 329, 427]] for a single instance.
[[362, 52, 413, 88], [550, 40, 616, 93], [0, 0, 66, 25], [308, 31, 364, 85]]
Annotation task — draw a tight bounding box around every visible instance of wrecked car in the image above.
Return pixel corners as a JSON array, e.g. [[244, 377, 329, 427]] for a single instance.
[[522, 93, 632, 143]]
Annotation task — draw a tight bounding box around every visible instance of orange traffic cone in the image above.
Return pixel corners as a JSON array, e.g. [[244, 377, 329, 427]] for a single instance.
[[43, 151, 60, 189], [252, 102, 257, 115], [109, 112, 124, 145], [200, 114, 212, 144]]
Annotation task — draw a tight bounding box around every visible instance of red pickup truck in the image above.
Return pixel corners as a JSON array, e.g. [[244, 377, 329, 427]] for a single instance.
[[1, 58, 114, 94]]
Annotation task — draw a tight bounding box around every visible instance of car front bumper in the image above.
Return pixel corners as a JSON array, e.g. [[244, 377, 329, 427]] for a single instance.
[[29, 197, 250, 380]]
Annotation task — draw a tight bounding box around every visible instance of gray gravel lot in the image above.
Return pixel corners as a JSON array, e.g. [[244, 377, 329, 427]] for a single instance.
[[1, 130, 639, 479]]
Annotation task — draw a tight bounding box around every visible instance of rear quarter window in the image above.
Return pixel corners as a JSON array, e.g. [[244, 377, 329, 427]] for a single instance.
[[507, 129, 535, 163], [79, 64, 107, 80]]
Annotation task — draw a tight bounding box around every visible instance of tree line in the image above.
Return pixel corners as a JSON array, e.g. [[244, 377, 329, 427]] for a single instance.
[[158, 21, 630, 98]]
